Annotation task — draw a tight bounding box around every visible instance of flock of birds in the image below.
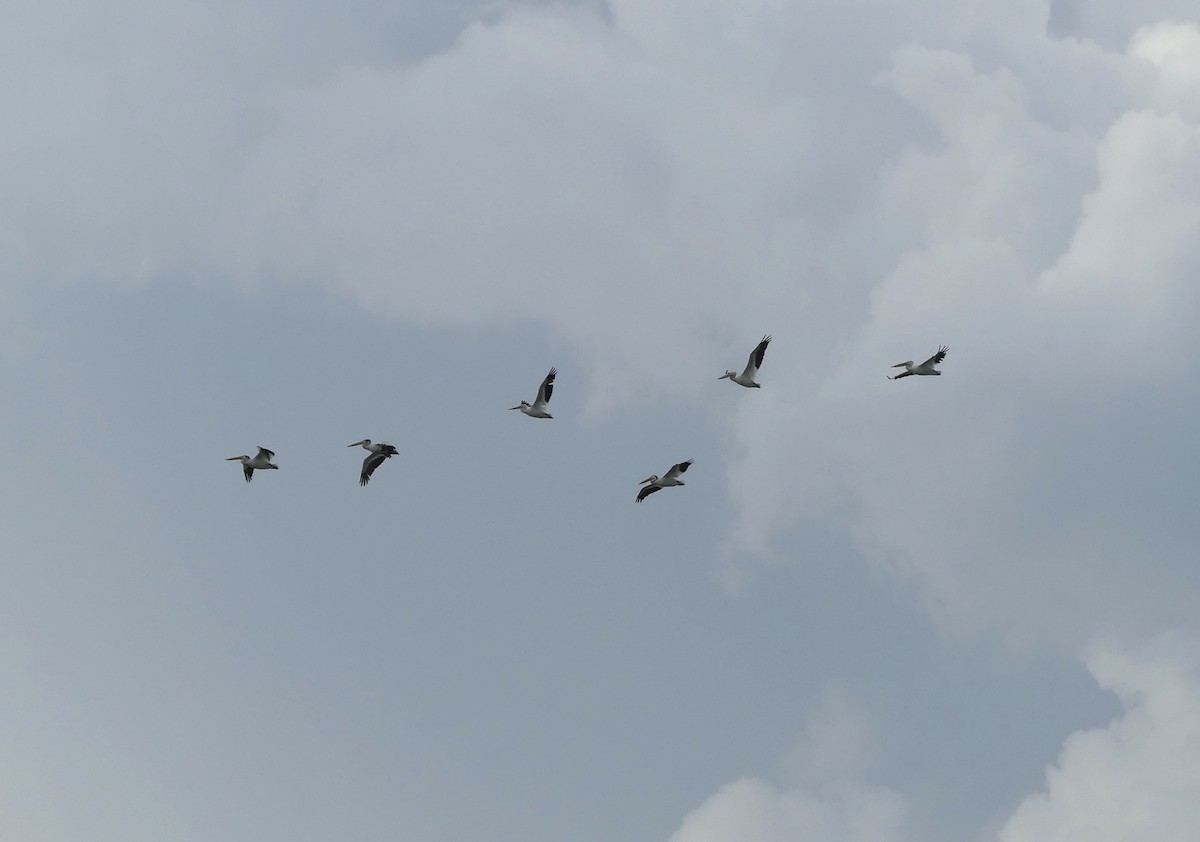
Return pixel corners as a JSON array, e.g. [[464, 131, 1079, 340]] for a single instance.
[[226, 338, 950, 499]]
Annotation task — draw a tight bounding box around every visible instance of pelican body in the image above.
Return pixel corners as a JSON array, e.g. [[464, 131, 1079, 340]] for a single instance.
[[227, 447, 278, 482], [719, 336, 771, 388], [889, 346, 948, 380], [637, 459, 693, 503], [510, 367, 557, 419], [347, 439, 399, 486]]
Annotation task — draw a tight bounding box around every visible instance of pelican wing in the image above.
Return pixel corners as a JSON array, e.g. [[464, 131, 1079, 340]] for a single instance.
[[742, 335, 771, 377], [243, 464, 254, 483], [920, 346, 948, 368], [360, 452, 391, 486], [636, 484, 662, 503], [256, 447, 275, 461], [664, 459, 693, 481], [534, 367, 557, 408], [377, 442, 399, 457]]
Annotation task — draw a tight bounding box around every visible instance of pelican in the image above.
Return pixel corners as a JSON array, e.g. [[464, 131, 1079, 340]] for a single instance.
[[718, 335, 771, 388], [347, 439, 399, 486], [888, 346, 948, 380], [226, 447, 278, 482], [636, 459, 693, 503], [509, 367, 557, 418]]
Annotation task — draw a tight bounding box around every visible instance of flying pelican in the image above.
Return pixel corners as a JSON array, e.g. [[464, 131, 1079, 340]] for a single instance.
[[888, 346, 948, 380], [509, 367, 557, 418], [636, 459, 693, 503], [718, 336, 771, 388], [226, 447, 278, 483], [347, 439, 399, 486]]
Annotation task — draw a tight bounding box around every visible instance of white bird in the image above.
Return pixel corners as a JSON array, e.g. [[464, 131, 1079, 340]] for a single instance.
[[718, 335, 771, 388], [637, 459, 693, 503], [509, 367, 557, 418], [226, 446, 278, 482], [347, 439, 399, 486], [888, 346, 948, 380]]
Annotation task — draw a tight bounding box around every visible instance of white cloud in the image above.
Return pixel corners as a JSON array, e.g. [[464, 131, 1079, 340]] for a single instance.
[[670, 690, 906, 842], [672, 635, 1200, 842], [1129, 20, 1200, 121], [669, 777, 906, 842], [1000, 634, 1200, 842]]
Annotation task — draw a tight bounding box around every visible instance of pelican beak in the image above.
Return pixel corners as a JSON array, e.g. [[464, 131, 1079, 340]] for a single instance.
[[225, 456, 243, 461], [508, 405, 522, 410], [717, 372, 732, 380], [638, 476, 655, 485], [347, 440, 367, 447], [891, 362, 906, 368]]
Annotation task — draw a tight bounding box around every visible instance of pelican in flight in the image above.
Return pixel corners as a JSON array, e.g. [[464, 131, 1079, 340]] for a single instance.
[[509, 367, 557, 418], [636, 459, 693, 503], [888, 346, 948, 380], [719, 335, 771, 388], [226, 447, 278, 482], [347, 439, 399, 486]]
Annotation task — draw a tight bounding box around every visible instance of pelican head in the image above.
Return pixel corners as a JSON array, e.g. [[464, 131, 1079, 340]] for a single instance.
[[509, 401, 530, 411], [718, 371, 735, 380], [639, 475, 658, 485], [348, 439, 371, 447]]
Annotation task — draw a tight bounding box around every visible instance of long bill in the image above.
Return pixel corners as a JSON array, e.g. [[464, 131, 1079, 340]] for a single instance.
[[347, 440, 369, 447], [638, 475, 657, 484]]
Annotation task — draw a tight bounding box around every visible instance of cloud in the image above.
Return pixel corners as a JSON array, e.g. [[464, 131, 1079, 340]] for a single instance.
[[669, 777, 906, 842], [723, 17, 1200, 648], [672, 634, 1200, 842], [1000, 634, 1200, 842], [669, 690, 906, 842], [3, 0, 1198, 645]]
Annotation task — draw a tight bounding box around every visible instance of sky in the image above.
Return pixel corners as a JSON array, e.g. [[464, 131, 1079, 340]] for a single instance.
[[2, 0, 1200, 839]]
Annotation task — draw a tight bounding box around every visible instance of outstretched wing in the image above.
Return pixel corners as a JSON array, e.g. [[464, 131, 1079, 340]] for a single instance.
[[535, 367, 557, 408], [256, 446, 275, 461], [360, 452, 391, 486], [243, 464, 254, 483], [921, 346, 948, 368], [377, 442, 400, 457], [742, 336, 771, 377], [636, 484, 662, 503], [664, 459, 694, 481]]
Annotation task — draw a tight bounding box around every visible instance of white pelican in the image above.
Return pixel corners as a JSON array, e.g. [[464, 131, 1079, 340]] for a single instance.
[[226, 447, 278, 482], [509, 367, 557, 419], [636, 459, 693, 503], [888, 346, 948, 380], [718, 335, 771, 388], [347, 439, 399, 486]]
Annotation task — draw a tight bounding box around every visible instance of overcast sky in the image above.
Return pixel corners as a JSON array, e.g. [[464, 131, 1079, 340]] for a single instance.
[[3, 1, 1200, 840]]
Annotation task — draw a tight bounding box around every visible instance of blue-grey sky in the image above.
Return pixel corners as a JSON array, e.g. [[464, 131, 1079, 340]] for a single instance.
[[3, 1, 1200, 840]]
